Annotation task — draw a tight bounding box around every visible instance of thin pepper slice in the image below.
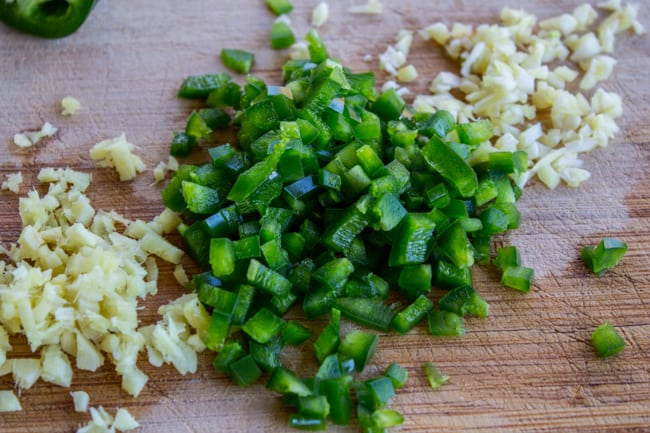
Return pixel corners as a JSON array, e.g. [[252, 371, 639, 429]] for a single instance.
[[0, 0, 97, 38]]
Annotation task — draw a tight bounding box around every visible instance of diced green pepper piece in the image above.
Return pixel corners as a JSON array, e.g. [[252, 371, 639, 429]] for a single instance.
[[205, 310, 231, 351], [283, 321, 312, 346], [392, 294, 434, 334], [358, 377, 395, 411], [181, 181, 220, 214], [242, 308, 286, 344], [384, 363, 408, 389], [265, 0, 293, 15], [209, 238, 235, 278], [436, 221, 474, 268], [321, 204, 369, 253], [213, 341, 246, 373], [231, 284, 255, 326], [185, 110, 213, 139], [267, 367, 313, 396], [427, 310, 466, 336], [297, 395, 331, 420], [313, 258, 355, 292], [234, 235, 261, 260], [501, 266, 535, 293], [422, 136, 478, 198], [320, 378, 353, 425], [271, 20, 295, 50], [398, 265, 432, 301], [170, 131, 196, 157], [411, 110, 455, 138], [246, 259, 292, 297], [221, 48, 255, 74], [314, 309, 341, 363], [494, 245, 521, 270], [338, 330, 378, 372], [439, 285, 489, 318], [199, 107, 230, 130], [178, 72, 231, 99], [388, 213, 436, 267], [591, 322, 626, 358], [369, 88, 405, 121], [423, 361, 448, 390], [356, 144, 386, 179], [435, 260, 472, 290], [250, 336, 283, 372], [372, 409, 405, 428], [306, 29, 329, 63], [261, 240, 290, 271], [332, 298, 395, 331], [456, 120, 493, 146], [229, 354, 262, 386], [368, 193, 407, 232], [581, 238, 628, 276]]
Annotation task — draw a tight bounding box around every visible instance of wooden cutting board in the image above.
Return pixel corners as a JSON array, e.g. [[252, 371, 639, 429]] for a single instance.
[[1, 1, 649, 432]]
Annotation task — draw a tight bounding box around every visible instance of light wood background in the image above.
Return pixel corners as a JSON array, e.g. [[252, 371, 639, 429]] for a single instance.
[[0, 1, 648, 432]]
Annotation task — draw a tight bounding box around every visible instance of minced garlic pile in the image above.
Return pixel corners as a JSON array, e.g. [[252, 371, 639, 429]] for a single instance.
[[0, 168, 210, 422], [381, 1, 643, 189]]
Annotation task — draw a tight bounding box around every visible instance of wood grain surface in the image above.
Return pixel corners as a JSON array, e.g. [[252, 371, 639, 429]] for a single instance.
[[1, 1, 649, 432]]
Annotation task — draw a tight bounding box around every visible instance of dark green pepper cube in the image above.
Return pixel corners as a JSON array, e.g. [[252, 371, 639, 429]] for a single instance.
[[212, 340, 246, 373], [250, 336, 283, 372], [398, 264, 433, 301], [312, 258, 355, 292], [178, 72, 231, 99], [388, 213, 436, 267], [425, 183, 451, 209], [437, 221, 475, 268], [320, 377, 353, 425], [270, 291, 298, 316], [229, 354, 262, 386], [439, 285, 489, 318], [261, 239, 290, 271], [206, 81, 242, 109], [479, 206, 510, 235], [170, 131, 196, 157], [242, 307, 286, 344], [198, 107, 230, 130], [370, 88, 405, 121], [356, 144, 387, 179], [283, 321, 312, 346], [231, 284, 255, 326]]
